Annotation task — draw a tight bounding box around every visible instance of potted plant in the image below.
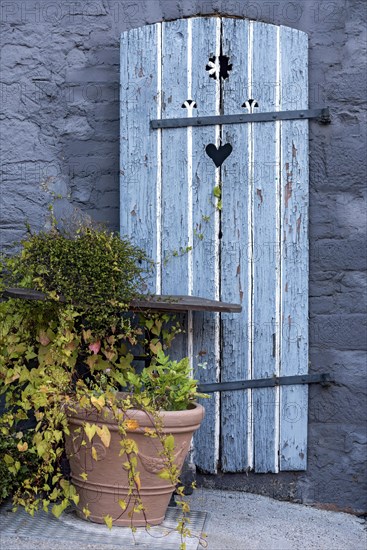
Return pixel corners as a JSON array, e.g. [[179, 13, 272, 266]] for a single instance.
[[66, 352, 204, 526], [0, 222, 206, 542]]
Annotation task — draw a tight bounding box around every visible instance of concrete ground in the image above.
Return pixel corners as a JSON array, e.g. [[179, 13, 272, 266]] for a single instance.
[[1, 488, 366, 550], [188, 489, 367, 550]]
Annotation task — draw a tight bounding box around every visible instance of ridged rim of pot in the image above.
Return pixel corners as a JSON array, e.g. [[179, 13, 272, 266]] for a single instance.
[[66, 400, 205, 434]]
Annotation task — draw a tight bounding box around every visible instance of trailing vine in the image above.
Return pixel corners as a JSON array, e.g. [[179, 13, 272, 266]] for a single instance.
[[163, 184, 222, 267], [0, 222, 208, 549]]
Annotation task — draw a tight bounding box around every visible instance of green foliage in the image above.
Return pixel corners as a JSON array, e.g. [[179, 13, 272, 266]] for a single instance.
[[4, 224, 150, 333], [135, 351, 208, 411], [163, 180, 223, 266], [0, 222, 207, 548], [0, 426, 40, 504], [213, 185, 221, 199], [213, 182, 222, 210]]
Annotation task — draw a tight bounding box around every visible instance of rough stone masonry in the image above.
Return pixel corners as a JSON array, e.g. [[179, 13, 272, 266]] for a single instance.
[[0, 0, 366, 514]]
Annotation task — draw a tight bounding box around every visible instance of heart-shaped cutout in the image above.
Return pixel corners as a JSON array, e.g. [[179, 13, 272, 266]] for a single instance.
[[205, 143, 233, 168]]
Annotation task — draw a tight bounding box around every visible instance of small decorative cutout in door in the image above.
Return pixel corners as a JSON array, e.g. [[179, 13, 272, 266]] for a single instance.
[[120, 17, 309, 474]]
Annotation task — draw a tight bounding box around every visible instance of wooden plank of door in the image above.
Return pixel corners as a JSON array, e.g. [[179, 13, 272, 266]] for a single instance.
[[160, 19, 191, 362], [161, 19, 189, 296], [220, 17, 252, 472], [251, 21, 280, 473], [120, 24, 159, 292], [191, 17, 222, 473], [279, 26, 309, 471]]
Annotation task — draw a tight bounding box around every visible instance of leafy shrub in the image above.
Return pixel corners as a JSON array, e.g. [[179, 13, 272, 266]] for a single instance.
[[0, 427, 40, 504], [0, 222, 206, 546], [128, 351, 206, 411], [3, 224, 151, 334]]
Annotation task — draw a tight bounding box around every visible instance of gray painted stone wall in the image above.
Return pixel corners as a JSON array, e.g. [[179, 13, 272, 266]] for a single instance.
[[1, 0, 366, 513]]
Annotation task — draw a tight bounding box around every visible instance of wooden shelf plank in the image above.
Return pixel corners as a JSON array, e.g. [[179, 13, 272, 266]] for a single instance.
[[3, 288, 242, 313]]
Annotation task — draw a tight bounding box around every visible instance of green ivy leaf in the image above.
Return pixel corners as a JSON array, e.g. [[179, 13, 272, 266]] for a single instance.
[[158, 469, 171, 480], [118, 499, 127, 511], [104, 514, 113, 529], [84, 423, 97, 442], [96, 425, 111, 448], [52, 499, 68, 518], [3, 454, 14, 465], [164, 434, 175, 453]]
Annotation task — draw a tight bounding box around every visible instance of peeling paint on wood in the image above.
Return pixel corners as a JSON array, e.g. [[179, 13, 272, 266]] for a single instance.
[[161, 19, 189, 295], [120, 17, 309, 475], [221, 17, 251, 472], [279, 26, 309, 471], [120, 24, 159, 292], [190, 16, 220, 474], [251, 21, 280, 474]]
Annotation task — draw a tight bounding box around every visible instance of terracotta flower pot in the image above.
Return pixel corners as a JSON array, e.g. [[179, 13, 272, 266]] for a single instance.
[[65, 401, 205, 526]]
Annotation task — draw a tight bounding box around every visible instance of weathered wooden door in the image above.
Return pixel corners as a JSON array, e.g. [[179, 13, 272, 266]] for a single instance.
[[120, 17, 309, 474]]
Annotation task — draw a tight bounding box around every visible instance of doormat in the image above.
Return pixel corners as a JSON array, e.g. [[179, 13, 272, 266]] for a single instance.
[[0, 503, 207, 550]]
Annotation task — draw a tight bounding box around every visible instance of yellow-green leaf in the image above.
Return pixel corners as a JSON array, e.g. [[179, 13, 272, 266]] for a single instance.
[[49, 488, 60, 501], [144, 427, 157, 437], [85, 355, 99, 369], [91, 395, 105, 411], [121, 438, 138, 454], [91, 446, 98, 461], [181, 501, 190, 513], [84, 423, 97, 442], [83, 507, 91, 519], [52, 500, 68, 518], [164, 434, 175, 453], [149, 341, 162, 355], [150, 325, 161, 336], [158, 469, 171, 480], [134, 474, 141, 491], [104, 514, 113, 529], [118, 499, 127, 511], [36, 440, 47, 458], [82, 329, 92, 342], [145, 319, 154, 330], [96, 425, 111, 448]]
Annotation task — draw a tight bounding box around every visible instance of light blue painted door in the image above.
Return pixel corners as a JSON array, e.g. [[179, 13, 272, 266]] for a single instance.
[[120, 17, 309, 473]]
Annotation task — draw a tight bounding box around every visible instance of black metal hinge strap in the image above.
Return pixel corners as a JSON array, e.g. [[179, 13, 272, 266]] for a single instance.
[[151, 107, 331, 129], [198, 373, 333, 393]]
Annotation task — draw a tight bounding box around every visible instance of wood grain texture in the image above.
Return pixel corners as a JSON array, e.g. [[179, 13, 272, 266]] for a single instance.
[[2, 289, 240, 312], [161, 19, 189, 296], [120, 18, 309, 474], [120, 24, 159, 292], [251, 22, 279, 473], [158, 20, 190, 363], [279, 26, 309, 471], [190, 17, 221, 473], [130, 295, 241, 312], [220, 17, 252, 472]]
